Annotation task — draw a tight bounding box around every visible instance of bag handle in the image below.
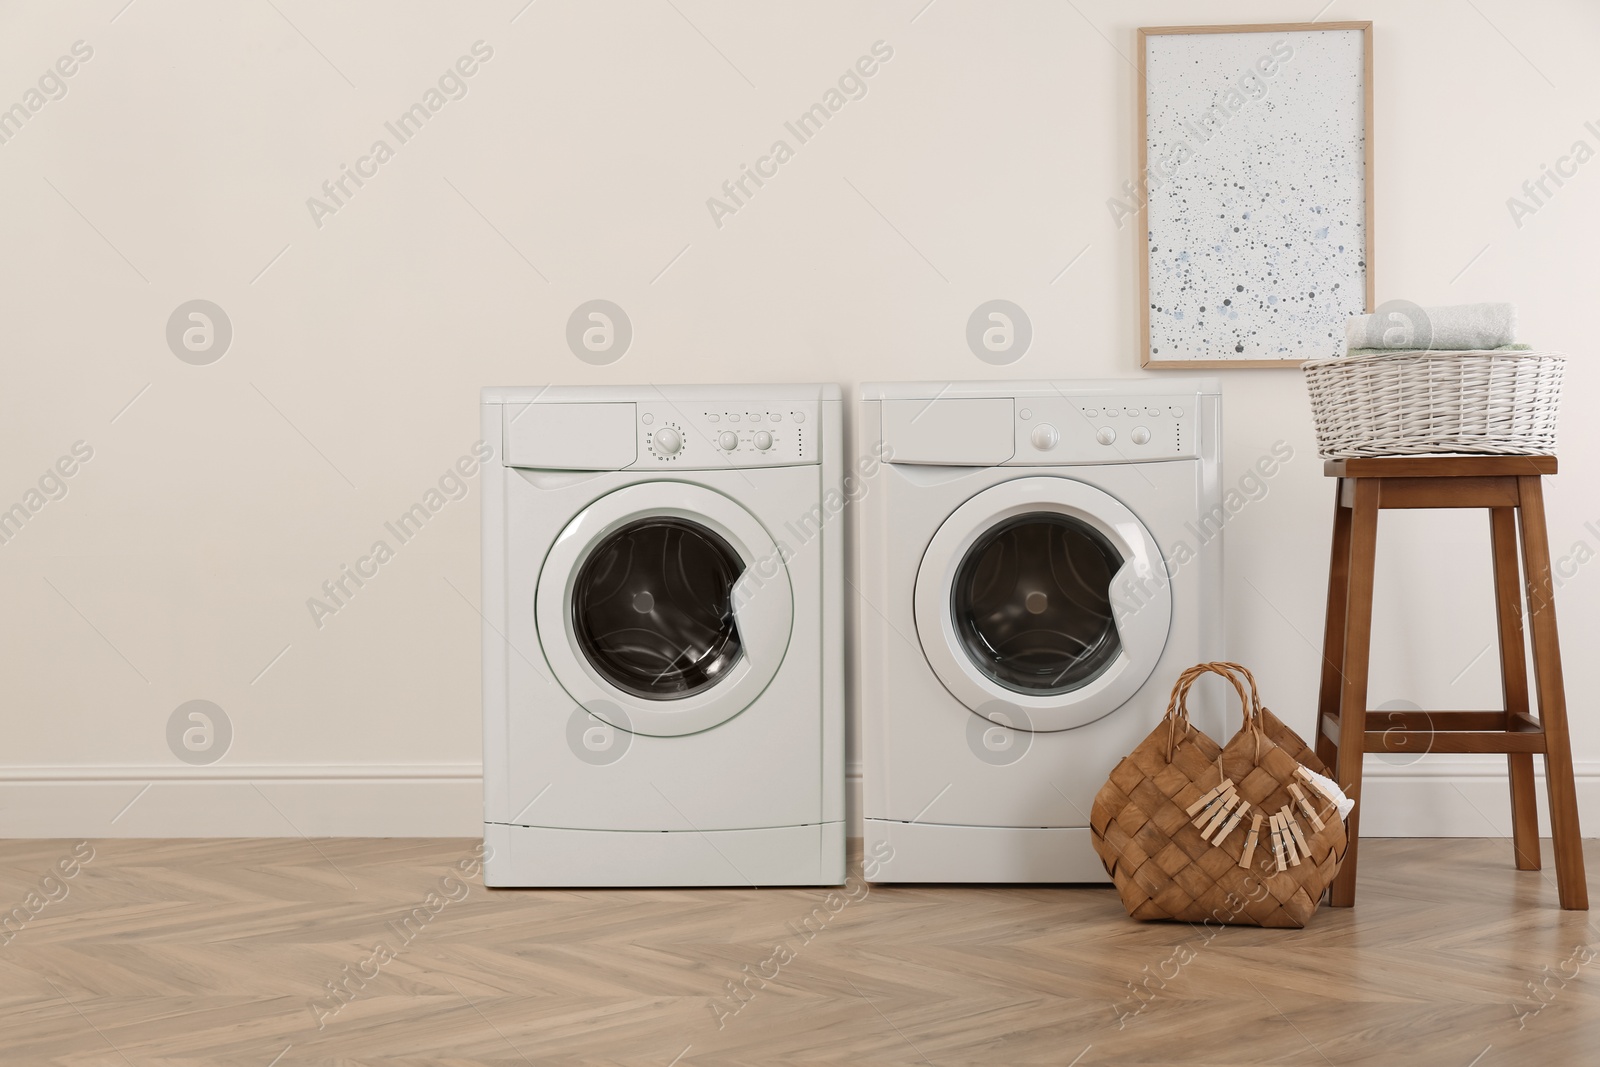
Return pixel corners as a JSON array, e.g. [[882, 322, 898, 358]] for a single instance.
[[1164, 661, 1263, 761], [1212, 661, 1265, 718]]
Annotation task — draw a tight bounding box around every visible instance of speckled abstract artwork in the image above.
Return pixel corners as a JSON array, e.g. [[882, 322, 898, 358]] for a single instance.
[[1142, 27, 1368, 365]]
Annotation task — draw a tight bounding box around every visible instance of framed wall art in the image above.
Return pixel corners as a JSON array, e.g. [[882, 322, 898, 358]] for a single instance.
[[1135, 22, 1373, 369]]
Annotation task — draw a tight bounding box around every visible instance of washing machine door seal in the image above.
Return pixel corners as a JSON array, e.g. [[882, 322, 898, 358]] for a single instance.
[[536, 482, 794, 737], [914, 476, 1172, 733]]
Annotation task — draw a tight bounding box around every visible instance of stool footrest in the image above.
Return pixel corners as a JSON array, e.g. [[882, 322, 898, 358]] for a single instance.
[[1320, 713, 1549, 755], [1365, 710, 1522, 731]]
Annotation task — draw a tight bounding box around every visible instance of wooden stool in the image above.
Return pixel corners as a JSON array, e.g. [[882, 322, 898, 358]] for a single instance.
[[1315, 456, 1587, 910]]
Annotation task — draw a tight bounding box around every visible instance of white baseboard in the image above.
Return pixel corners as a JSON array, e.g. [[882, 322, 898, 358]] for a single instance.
[[3, 761, 1598, 838], [0, 765, 482, 838], [1351, 759, 1600, 837]]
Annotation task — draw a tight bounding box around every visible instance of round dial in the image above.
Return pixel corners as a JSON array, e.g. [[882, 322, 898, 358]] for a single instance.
[[753, 430, 773, 451], [718, 430, 739, 451], [652, 427, 682, 456], [1029, 424, 1059, 451], [1131, 426, 1152, 445], [1096, 427, 1117, 445]]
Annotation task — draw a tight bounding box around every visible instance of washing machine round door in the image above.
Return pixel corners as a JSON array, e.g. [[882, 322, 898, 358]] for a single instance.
[[536, 482, 793, 737], [914, 476, 1171, 732]]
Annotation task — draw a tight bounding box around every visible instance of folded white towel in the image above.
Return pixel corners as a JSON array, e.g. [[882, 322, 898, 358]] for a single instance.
[[1345, 302, 1518, 351], [1298, 766, 1356, 820]]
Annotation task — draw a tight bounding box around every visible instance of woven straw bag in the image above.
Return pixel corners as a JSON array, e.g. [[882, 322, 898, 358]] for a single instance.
[[1090, 663, 1349, 928]]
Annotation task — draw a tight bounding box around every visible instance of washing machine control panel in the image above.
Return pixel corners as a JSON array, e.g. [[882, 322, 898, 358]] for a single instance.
[[634, 402, 819, 468], [1005, 395, 1200, 463]]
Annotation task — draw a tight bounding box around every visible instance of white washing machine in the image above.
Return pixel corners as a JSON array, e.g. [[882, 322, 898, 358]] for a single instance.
[[481, 385, 845, 887], [857, 380, 1223, 883]]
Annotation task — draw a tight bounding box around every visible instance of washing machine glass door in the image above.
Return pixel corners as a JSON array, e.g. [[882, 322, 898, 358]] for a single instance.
[[914, 476, 1172, 732], [536, 482, 794, 737], [571, 518, 745, 701]]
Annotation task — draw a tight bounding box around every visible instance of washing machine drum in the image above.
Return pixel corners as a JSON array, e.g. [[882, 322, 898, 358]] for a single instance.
[[915, 476, 1172, 732], [571, 518, 745, 700], [951, 514, 1125, 696], [537, 482, 795, 737]]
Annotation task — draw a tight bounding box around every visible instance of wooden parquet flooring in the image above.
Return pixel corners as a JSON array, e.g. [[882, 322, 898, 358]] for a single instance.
[[2, 837, 1598, 1066]]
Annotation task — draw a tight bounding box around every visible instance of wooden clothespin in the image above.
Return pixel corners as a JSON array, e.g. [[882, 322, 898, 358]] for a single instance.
[[1185, 778, 1233, 819], [1279, 810, 1302, 867], [1271, 814, 1289, 872], [1294, 765, 1338, 804], [1201, 791, 1240, 841], [1239, 812, 1264, 869], [1282, 805, 1313, 858], [1213, 799, 1250, 848], [1288, 783, 1326, 832], [1189, 782, 1236, 831]]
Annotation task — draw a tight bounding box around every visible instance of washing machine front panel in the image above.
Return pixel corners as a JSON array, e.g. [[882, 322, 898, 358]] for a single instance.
[[483, 387, 844, 878], [914, 476, 1172, 733], [858, 384, 1220, 878], [536, 481, 794, 737], [496, 460, 827, 834]]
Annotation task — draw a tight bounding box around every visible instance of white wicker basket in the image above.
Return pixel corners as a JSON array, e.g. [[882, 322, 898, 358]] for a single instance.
[[1302, 349, 1565, 459]]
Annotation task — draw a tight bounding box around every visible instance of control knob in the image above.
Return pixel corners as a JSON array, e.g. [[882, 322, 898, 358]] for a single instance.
[[652, 427, 682, 456], [718, 430, 739, 451], [753, 430, 773, 451]]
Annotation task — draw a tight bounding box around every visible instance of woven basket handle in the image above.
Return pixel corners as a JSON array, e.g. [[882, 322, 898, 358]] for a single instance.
[[1212, 661, 1265, 718], [1164, 661, 1262, 760]]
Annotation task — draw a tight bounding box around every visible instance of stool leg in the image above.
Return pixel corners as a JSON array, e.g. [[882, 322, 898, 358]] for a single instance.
[[1316, 480, 1354, 774], [1331, 478, 1381, 908], [1517, 477, 1587, 909], [1491, 506, 1540, 871]]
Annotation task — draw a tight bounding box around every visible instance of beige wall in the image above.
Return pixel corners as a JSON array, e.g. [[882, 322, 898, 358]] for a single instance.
[[3, 0, 1599, 836]]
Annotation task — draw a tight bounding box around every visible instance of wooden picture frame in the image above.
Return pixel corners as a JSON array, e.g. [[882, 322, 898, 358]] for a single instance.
[[1136, 22, 1374, 369]]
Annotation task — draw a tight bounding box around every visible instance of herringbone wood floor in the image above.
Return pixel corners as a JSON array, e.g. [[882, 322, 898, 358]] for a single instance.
[[1, 838, 1597, 1066]]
